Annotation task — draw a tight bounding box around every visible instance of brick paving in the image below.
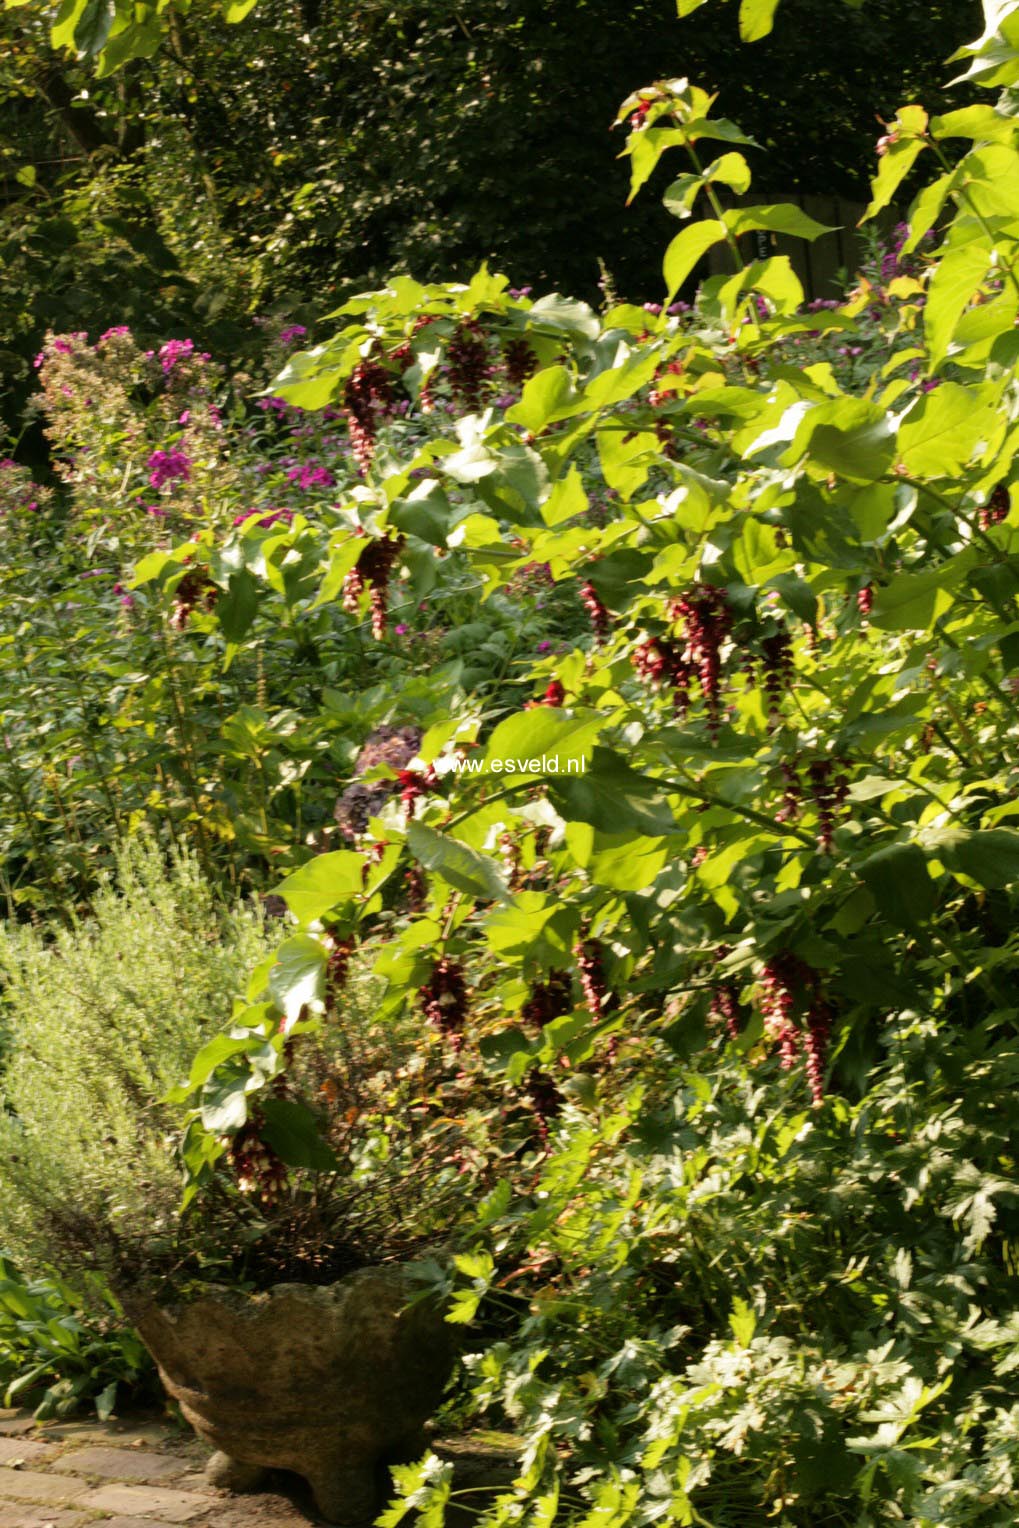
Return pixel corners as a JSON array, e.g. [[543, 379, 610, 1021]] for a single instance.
[[0, 1409, 322, 1526], [0, 1409, 520, 1528]]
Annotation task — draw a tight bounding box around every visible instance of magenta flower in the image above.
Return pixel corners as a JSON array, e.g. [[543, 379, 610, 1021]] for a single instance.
[[285, 463, 335, 491], [147, 448, 191, 489], [97, 326, 131, 345], [279, 325, 308, 346], [158, 339, 195, 373]]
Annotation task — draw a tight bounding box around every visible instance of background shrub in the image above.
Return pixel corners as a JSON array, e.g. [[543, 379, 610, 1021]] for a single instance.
[[0, 835, 272, 1276]]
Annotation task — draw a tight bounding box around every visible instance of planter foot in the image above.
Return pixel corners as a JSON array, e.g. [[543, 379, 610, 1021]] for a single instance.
[[205, 1451, 270, 1492], [309, 1462, 378, 1525]]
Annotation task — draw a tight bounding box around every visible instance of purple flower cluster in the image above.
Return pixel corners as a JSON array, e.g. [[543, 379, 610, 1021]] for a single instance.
[[158, 339, 209, 374], [285, 463, 335, 491], [278, 325, 308, 346], [147, 448, 191, 489]]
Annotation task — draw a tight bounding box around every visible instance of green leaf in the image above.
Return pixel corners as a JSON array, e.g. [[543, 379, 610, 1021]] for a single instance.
[[724, 203, 833, 241], [924, 235, 992, 367], [483, 707, 605, 775], [268, 935, 327, 1024], [223, 0, 259, 18], [869, 549, 977, 631], [95, 1381, 118, 1422], [199, 1075, 250, 1134], [541, 465, 588, 527], [896, 383, 999, 477], [663, 172, 707, 219], [729, 1296, 757, 1346], [792, 399, 895, 483], [216, 570, 259, 642], [931, 105, 1019, 144], [738, 0, 779, 40], [72, 0, 114, 56], [863, 115, 929, 221], [928, 828, 1019, 889], [663, 220, 726, 300], [260, 1098, 338, 1171], [406, 822, 510, 903], [858, 843, 936, 930], [50, 0, 86, 50], [708, 151, 752, 193], [527, 295, 600, 341], [551, 748, 681, 836], [506, 366, 581, 434], [273, 851, 366, 924], [597, 426, 659, 500], [767, 572, 817, 626], [587, 834, 670, 890]]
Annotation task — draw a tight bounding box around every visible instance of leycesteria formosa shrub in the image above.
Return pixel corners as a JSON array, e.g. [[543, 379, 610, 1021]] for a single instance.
[[76, 3, 1019, 1517]]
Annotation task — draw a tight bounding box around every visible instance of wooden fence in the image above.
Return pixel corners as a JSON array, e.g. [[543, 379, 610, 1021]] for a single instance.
[[705, 193, 900, 303]]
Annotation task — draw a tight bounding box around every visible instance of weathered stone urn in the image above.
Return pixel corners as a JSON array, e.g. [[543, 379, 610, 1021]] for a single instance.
[[127, 1266, 456, 1524]]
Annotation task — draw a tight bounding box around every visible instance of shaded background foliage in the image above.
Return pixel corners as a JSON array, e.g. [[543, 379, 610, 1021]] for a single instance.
[[1, 0, 980, 444]]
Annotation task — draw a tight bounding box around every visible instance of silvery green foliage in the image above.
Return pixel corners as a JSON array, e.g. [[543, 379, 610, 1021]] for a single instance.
[[0, 834, 271, 1271]]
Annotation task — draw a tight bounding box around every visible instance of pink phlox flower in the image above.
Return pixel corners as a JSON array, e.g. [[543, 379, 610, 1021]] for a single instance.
[[284, 463, 335, 490], [158, 339, 195, 374], [147, 448, 191, 489]]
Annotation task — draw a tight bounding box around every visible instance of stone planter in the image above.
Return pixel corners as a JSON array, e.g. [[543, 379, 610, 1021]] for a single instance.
[[127, 1265, 455, 1524]]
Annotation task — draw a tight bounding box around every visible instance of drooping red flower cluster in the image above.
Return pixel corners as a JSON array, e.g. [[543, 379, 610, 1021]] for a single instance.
[[575, 939, 617, 1021], [525, 678, 567, 710], [418, 957, 469, 1049], [759, 953, 833, 1105], [522, 1069, 563, 1140], [806, 759, 850, 853], [325, 934, 355, 1002], [632, 635, 692, 711], [708, 944, 742, 1041], [396, 764, 438, 819], [771, 757, 849, 849], [758, 628, 794, 726], [342, 532, 406, 639], [227, 1119, 289, 1204], [503, 338, 538, 389], [580, 580, 612, 642], [404, 863, 428, 913], [980, 482, 1010, 530], [170, 569, 218, 630], [447, 321, 491, 412], [648, 359, 684, 410], [856, 583, 874, 617], [344, 359, 394, 473], [521, 970, 574, 1031], [669, 583, 733, 735]]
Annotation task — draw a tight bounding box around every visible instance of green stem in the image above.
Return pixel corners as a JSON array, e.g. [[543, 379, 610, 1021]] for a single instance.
[[895, 474, 1008, 564], [927, 138, 1019, 305], [685, 139, 744, 274]]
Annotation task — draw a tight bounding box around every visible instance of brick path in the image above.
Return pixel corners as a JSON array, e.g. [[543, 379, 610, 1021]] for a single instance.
[[0, 1410, 517, 1528], [0, 1408, 343, 1527]]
